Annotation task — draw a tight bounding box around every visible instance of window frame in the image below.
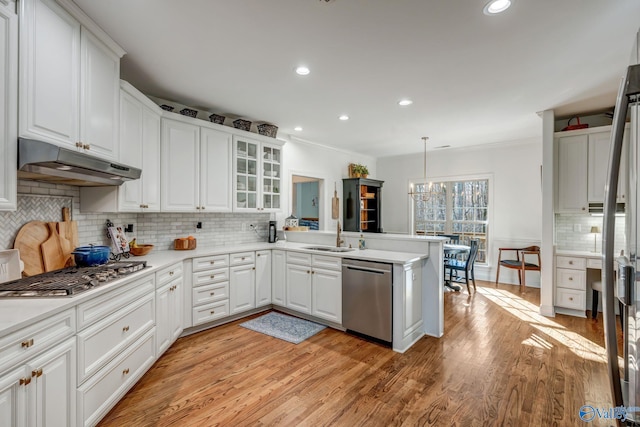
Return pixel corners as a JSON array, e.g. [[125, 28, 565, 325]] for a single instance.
[[409, 173, 493, 265]]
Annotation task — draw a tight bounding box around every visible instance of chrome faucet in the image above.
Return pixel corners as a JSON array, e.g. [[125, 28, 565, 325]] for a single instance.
[[336, 220, 344, 247]]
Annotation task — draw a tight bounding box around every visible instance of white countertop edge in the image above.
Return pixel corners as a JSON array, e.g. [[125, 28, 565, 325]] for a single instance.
[[0, 241, 428, 337]]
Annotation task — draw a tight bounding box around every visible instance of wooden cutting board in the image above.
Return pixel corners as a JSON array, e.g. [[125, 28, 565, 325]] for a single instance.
[[13, 221, 50, 276], [331, 184, 340, 220], [41, 222, 67, 272], [57, 207, 77, 266]]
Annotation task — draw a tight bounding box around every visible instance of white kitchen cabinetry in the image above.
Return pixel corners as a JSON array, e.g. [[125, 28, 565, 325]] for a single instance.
[[554, 255, 587, 315], [556, 134, 588, 213], [286, 252, 341, 321], [0, 0, 17, 211], [311, 256, 342, 324], [118, 81, 161, 212], [0, 308, 76, 427], [229, 252, 256, 315], [19, 0, 124, 159], [76, 274, 156, 426], [255, 250, 272, 307], [233, 136, 283, 212], [271, 250, 286, 306], [155, 262, 184, 356], [401, 262, 422, 338], [161, 117, 232, 212], [192, 254, 230, 326], [587, 129, 628, 203]]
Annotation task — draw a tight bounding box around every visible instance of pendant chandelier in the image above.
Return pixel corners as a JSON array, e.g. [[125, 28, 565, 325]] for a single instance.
[[408, 137, 431, 201]]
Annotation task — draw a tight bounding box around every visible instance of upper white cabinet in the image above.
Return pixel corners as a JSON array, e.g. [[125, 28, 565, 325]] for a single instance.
[[19, 0, 124, 159], [233, 136, 283, 212], [556, 125, 629, 213], [587, 129, 627, 204], [161, 117, 231, 212], [119, 81, 162, 212], [556, 134, 588, 213], [0, 0, 17, 211]]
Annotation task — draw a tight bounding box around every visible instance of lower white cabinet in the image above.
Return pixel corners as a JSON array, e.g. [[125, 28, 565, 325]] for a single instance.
[[286, 263, 312, 314], [155, 262, 184, 356], [255, 250, 272, 307], [271, 250, 286, 306], [0, 337, 76, 427], [311, 266, 342, 324], [229, 264, 256, 315], [555, 255, 587, 312], [401, 262, 422, 338], [191, 254, 230, 326], [286, 252, 341, 321]]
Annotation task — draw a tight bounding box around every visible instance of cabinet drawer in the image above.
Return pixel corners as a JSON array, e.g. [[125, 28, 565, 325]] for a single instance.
[[556, 256, 586, 270], [78, 328, 156, 427], [287, 251, 312, 265], [230, 251, 255, 266], [77, 293, 155, 384], [193, 268, 229, 287], [156, 262, 183, 288], [77, 274, 155, 330], [193, 300, 229, 326], [556, 268, 586, 290], [312, 255, 341, 271], [193, 254, 229, 272], [556, 287, 585, 310], [192, 282, 229, 306], [587, 258, 603, 269], [0, 308, 75, 375]]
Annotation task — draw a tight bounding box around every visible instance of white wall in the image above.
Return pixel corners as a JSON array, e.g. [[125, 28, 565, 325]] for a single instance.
[[377, 138, 543, 284], [276, 136, 377, 232]]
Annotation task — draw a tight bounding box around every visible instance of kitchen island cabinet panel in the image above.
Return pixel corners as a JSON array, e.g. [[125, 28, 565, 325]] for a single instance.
[[0, 0, 17, 211]]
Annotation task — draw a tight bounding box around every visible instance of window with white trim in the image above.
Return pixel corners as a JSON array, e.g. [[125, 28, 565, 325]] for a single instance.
[[413, 179, 489, 263]]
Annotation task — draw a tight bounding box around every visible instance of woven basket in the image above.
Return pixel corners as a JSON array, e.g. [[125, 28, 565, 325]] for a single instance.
[[233, 119, 252, 131], [257, 123, 278, 138], [179, 108, 198, 118], [209, 113, 226, 124]]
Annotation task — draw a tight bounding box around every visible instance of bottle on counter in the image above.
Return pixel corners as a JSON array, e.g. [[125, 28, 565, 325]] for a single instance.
[[358, 234, 366, 250]]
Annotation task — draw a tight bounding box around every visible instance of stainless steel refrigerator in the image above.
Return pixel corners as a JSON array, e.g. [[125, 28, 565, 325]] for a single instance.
[[603, 28, 640, 425]]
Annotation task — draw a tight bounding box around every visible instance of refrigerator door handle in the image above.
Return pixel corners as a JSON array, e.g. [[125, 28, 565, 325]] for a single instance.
[[602, 65, 638, 411]]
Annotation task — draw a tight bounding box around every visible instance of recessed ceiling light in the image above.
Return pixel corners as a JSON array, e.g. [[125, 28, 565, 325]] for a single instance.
[[398, 99, 413, 106], [295, 66, 310, 76], [338, 115, 349, 121], [483, 0, 511, 15], [294, 126, 303, 131]]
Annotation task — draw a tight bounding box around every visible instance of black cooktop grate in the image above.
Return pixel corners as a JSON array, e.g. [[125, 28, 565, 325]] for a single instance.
[[0, 261, 147, 297]]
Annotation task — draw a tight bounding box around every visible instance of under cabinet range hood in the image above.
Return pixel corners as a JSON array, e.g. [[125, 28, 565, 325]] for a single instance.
[[17, 138, 141, 186]]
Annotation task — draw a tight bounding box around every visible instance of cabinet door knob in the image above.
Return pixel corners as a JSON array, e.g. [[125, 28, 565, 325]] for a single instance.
[[122, 368, 130, 375], [169, 271, 174, 276], [123, 326, 130, 332], [569, 277, 573, 281], [210, 275, 215, 279], [210, 292, 215, 296], [83, 144, 90, 150], [75, 142, 83, 148], [201, 206, 205, 210], [19, 377, 31, 386], [31, 368, 43, 378], [210, 310, 216, 314], [568, 261, 573, 265], [568, 297, 574, 301], [21, 338, 34, 348], [210, 261, 215, 265]]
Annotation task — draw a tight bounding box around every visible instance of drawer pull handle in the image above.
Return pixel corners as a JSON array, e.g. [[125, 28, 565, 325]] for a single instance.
[[569, 297, 574, 301], [210, 275, 215, 279], [210, 310, 216, 314], [169, 271, 174, 276], [123, 326, 130, 332], [21, 339, 34, 348], [569, 277, 573, 281], [123, 368, 130, 375], [19, 377, 31, 386], [569, 261, 573, 265], [210, 261, 215, 265], [210, 292, 215, 296], [241, 257, 246, 261], [252, 267, 255, 270], [32, 368, 43, 378]]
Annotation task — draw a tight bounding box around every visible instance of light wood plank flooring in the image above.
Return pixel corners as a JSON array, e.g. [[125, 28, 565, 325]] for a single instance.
[[98, 281, 619, 426]]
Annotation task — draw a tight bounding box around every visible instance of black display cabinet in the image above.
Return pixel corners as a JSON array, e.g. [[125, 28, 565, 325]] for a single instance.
[[343, 178, 384, 233]]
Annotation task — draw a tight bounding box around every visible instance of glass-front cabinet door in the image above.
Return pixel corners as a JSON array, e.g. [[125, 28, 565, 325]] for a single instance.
[[262, 143, 281, 211], [235, 138, 258, 210]]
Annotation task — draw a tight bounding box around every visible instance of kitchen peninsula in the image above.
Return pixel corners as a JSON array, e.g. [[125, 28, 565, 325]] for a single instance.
[[0, 238, 440, 427]]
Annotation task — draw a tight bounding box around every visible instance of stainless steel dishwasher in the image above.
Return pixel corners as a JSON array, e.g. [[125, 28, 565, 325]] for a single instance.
[[342, 258, 392, 342]]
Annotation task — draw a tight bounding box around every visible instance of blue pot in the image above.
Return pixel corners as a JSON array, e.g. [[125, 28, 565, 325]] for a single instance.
[[71, 245, 111, 267]]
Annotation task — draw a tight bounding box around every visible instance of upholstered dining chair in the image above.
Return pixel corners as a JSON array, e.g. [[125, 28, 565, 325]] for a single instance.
[[445, 239, 479, 294], [495, 246, 541, 288]]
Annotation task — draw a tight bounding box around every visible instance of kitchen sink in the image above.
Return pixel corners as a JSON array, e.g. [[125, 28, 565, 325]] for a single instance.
[[303, 246, 355, 252]]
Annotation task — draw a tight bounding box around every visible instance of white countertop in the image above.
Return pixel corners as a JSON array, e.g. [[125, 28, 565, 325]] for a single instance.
[[0, 241, 428, 338], [555, 249, 602, 258]]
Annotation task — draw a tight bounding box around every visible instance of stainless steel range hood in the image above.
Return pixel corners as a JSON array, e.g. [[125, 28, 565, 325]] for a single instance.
[[17, 138, 141, 186]]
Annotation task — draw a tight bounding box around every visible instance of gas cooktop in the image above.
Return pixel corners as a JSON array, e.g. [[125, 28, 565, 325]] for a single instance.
[[0, 261, 148, 297]]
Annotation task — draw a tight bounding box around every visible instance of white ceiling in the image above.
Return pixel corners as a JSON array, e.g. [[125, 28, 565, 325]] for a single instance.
[[73, 0, 640, 158]]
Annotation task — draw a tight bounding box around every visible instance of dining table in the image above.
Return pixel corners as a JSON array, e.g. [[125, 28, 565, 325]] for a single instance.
[[443, 243, 471, 291]]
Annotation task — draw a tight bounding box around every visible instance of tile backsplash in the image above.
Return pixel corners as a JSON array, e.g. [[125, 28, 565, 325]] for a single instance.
[[555, 213, 625, 253], [0, 180, 271, 251]]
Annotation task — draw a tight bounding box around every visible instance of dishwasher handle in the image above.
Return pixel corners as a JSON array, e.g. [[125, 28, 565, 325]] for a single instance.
[[343, 265, 389, 275]]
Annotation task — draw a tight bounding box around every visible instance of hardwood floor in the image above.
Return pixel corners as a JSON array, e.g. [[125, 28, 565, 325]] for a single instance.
[[98, 281, 620, 426]]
